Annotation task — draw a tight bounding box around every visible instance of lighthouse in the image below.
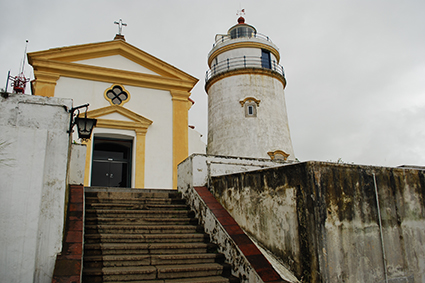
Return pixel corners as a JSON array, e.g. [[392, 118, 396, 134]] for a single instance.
[[205, 16, 295, 161]]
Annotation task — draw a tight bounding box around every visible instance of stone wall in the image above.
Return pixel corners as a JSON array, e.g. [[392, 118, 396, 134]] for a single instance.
[[0, 94, 73, 283], [210, 161, 425, 282]]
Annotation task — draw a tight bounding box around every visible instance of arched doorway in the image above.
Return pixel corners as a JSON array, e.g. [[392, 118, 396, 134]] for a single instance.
[[91, 138, 132, 187]]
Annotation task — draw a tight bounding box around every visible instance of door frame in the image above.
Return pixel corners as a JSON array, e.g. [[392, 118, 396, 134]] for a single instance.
[[90, 137, 133, 188]]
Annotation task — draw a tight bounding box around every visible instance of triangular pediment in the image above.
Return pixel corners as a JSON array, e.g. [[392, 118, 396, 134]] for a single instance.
[[28, 40, 198, 92], [83, 105, 153, 131]]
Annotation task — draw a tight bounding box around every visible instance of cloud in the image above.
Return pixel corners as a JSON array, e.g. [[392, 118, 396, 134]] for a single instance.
[[1, 0, 424, 167]]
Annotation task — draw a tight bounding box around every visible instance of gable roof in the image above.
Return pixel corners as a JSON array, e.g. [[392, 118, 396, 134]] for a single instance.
[[28, 39, 198, 92]]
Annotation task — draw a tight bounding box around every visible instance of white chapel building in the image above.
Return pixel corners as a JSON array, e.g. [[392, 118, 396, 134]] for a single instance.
[[28, 34, 204, 189]]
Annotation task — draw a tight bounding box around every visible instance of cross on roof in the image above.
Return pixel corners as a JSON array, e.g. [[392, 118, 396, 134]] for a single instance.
[[114, 19, 127, 35]]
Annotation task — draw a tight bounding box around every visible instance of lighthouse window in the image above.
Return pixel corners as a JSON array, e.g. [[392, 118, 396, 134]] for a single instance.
[[261, 49, 271, 69], [230, 26, 254, 39], [245, 102, 257, 117]]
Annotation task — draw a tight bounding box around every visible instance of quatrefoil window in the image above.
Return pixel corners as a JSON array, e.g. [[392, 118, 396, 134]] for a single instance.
[[104, 84, 130, 106]]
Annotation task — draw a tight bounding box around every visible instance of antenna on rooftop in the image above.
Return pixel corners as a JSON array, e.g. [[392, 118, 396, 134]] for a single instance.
[[8, 40, 30, 94]]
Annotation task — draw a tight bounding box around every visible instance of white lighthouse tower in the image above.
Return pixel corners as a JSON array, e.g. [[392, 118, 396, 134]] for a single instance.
[[206, 16, 295, 161]]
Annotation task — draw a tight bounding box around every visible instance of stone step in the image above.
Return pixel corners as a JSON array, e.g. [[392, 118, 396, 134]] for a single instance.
[[82, 276, 233, 283], [85, 190, 181, 200], [84, 242, 218, 256], [85, 196, 186, 205], [84, 224, 202, 234], [83, 266, 157, 282], [82, 188, 238, 283], [83, 253, 224, 268], [86, 203, 189, 210], [85, 209, 192, 218], [84, 233, 208, 244], [83, 263, 227, 281], [165, 276, 234, 283], [85, 217, 196, 226], [157, 263, 227, 279]]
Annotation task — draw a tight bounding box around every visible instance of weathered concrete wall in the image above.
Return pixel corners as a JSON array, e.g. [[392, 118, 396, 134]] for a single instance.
[[0, 94, 72, 283], [211, 161, 425, 282]]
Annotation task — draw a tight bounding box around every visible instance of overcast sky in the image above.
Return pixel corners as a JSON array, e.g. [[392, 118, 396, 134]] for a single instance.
[[1, 0, 424, 167]]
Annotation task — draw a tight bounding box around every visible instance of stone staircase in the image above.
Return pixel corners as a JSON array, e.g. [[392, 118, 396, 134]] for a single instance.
[[82, 188, 238, 283]]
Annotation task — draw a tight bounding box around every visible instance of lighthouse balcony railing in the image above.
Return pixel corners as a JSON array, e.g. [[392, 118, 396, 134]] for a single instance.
[[205, 55, 285, 82], [212, 32, 273, 48]]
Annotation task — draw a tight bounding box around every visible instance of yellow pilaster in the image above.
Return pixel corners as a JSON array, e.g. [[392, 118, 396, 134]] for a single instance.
[[82, 139, 93, 186], [171, 91, 190, 189], [32, 71, 60, 97], [135, 129, 147, 188]]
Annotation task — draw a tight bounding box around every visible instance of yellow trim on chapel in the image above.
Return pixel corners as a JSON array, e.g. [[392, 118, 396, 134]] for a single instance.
[[104, 84, 131, 106], [82, 139, 92, 187], [81, 105, 153, 188], [28, 40, 198, 81], [171, 90, 190, 189]]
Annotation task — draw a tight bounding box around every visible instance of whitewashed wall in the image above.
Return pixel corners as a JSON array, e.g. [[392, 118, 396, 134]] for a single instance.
[[75, 55, 160, 75], [208, 73, 295, 160], [0, 94, 72, 283], [188, 127, 206, 156]]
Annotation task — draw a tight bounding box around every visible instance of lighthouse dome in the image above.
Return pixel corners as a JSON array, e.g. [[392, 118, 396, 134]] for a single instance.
[[228, 17, 257, 39]]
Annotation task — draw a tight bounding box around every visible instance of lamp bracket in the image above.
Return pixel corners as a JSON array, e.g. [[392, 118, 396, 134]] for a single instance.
[[67, 103, 89, 134]]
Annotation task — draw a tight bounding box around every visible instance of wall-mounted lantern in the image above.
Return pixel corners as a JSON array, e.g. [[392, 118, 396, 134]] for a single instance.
[[67, 103, 97, 140]]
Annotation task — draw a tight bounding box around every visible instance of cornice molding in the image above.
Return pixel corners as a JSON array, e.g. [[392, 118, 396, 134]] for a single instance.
[[170, 90, 191, 101], [240, 97, 261, 107], [32, 71, 60, 84], [31, 59, 196, 92], [205, 68, 286, 92], [83, 105, 153, 131], [208, 41, 280, 67]]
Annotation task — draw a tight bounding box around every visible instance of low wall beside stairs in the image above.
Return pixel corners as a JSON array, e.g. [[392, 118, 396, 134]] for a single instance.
[[178, 154, 288, 283]]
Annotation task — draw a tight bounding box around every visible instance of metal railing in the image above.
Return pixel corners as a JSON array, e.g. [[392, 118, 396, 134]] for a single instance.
[[212, 32, 273, 48], [205, 55, 285, 82]]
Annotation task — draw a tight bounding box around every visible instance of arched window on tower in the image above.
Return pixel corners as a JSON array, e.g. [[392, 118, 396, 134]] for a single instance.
[[240, 97, 261, 118], [245, 102, 257, 117]]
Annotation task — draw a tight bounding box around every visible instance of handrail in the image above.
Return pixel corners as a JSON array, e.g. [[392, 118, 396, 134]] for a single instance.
[[205, 55, 285, 82], [212, 32, 273, 48]]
